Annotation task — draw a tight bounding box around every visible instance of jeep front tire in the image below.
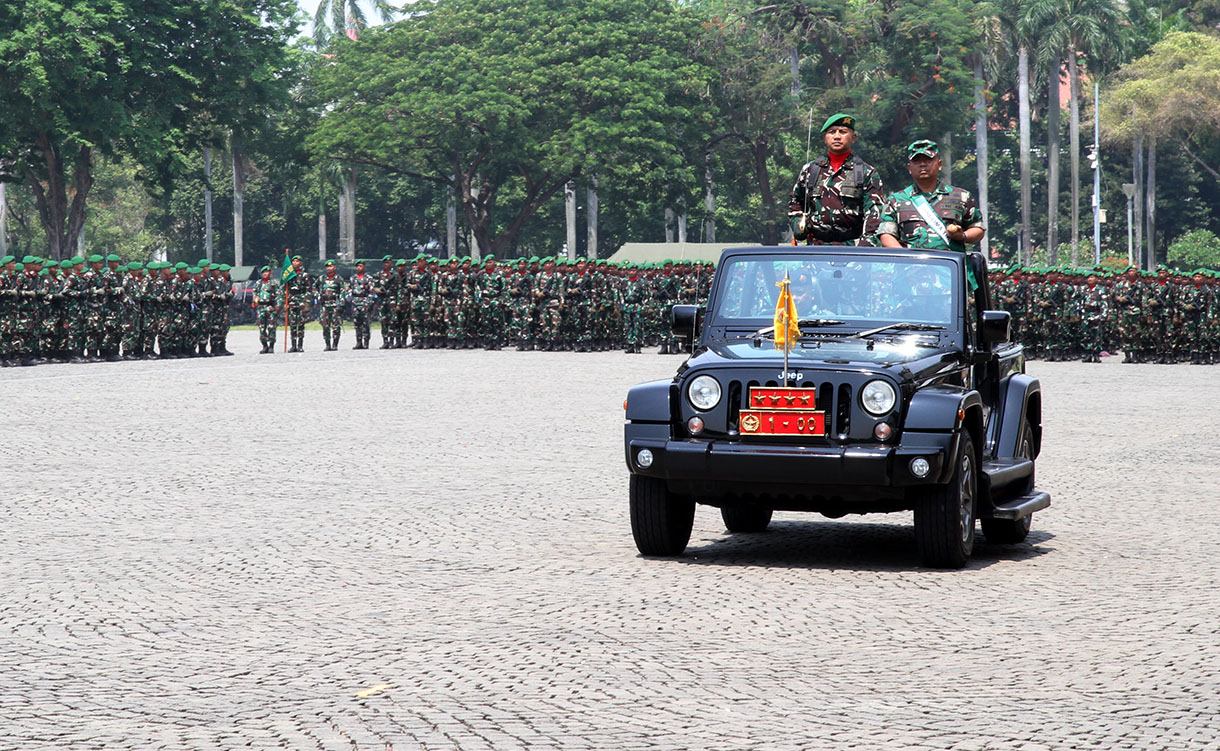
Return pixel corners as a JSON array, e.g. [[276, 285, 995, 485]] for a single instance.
[[630, 475, 695, 556], [913, 432, 977, 568]]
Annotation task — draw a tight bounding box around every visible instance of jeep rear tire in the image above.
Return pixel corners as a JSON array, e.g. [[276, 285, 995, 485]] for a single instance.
[[981, 421, 1036, 544], [914, 432, 977, 568], [720, 506, 773, 533], [630, 475, 695, 556]]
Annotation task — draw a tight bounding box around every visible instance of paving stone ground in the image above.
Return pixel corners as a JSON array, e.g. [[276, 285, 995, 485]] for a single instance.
[[1, 329, 1217, 750]]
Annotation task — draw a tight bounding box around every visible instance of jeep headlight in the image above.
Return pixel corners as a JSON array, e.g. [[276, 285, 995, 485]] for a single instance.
[[687, 375, 721, 411], [860, 379, 897, 416]]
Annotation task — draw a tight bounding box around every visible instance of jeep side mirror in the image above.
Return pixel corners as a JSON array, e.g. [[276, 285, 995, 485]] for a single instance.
[[980, 310, 1010, 345], [671, 304, 703, 341]]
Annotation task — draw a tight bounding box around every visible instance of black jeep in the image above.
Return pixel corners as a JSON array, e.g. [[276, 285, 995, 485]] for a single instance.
[[623, 246, 1049, 568]]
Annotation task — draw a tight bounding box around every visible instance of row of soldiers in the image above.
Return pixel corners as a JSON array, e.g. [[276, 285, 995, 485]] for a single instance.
[[0, 253, 234, 367], [249, 254, 714, 354], [991, 265, 1220, 364]]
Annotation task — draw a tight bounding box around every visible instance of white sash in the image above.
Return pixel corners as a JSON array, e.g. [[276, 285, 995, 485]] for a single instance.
[[911, 194, 950, 245]]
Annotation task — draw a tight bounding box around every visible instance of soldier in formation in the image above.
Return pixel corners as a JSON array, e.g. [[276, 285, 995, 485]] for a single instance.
[[990, 264, 1220, 364], [0, 253, 235, 367]]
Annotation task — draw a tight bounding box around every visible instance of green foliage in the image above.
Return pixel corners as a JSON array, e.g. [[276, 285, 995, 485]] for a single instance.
[[1168, 229, 1220, 270], [310, 0, 711, 256]]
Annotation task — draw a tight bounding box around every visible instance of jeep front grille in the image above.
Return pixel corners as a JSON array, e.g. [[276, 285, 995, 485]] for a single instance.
[[729, 380, 854, 439]]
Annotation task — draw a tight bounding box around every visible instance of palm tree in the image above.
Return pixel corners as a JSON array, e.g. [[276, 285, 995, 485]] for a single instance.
[[313, 0, 397, 46], [1026, 0, 1123, 266], [972, 2, 1012, 261]]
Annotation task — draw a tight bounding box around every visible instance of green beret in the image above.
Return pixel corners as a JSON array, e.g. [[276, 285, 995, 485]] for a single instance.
[[38, 268, 48, 276], [174, 261, 188, 270], [292, 254, 302, 261], [87, 254, 103, 263], [821, 113, 856, 133], [14, 262, 24, 271], [106, 253, 121, 262], [22, 255, 36, 264], [1, 255, 13, 264], [71, 256, 85, 265], [127, 261, 143, 270], [907, 139, 939, 160], [218, 264, 231, 271], [382, 254, 393, 262], [662, 258, 673, 265], [59, 259, 73, 269], [528, 256, 539, 263], [187, 266, 200, 273], [395, 259, 407, 266], [324, 260, 335, 267], [197, 258, 210, 267]]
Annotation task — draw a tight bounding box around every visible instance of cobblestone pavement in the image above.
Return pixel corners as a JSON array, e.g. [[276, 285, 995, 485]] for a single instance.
[[1, 330, 1218, 750]]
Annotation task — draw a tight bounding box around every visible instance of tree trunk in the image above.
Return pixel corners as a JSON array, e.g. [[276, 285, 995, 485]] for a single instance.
[[586, 174, 599, 259], [565, 180, 577, 259], [0, 182, 7, 255], [941, 132, 952, 184], [703, 152, 716, 243], [1145, 136, 1156, 268], [1067, 46, 1081, 265], [1133, 131, 1144, 266], [1047, 62, 1061, 265], [446, 178, 457, 258], [204, 147, 214, 263], [344, 167, 357, 260], [318, 213, 326, 262], [231, 135, 244, 268], [24, 136, 93, 260], [752, 139, 778, 245], [665, 207, 674, 242], [337, 189, 348, 259], [1018, 46, 1032, 264], [788, 46, 800, 96], [678, 200, 688, 244], [973, 55, 989, 258]]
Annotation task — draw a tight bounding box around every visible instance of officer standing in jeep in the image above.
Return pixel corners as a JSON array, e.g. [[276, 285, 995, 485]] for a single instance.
[[878, 139, 986, 287], [787, 113, 887, 246]]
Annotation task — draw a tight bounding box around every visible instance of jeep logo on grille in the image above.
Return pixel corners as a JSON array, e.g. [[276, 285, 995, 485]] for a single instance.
[[778, 371, 803, 381]]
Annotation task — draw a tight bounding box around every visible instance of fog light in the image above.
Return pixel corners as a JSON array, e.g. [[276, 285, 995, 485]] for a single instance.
[[637, 449, 654, 469], [910, 457, 931, 478], [687, 416, 704, 435], [873, 422, 893, 441]]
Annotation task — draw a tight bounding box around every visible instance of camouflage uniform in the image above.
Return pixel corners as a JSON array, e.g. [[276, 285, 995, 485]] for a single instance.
[[476, 262, 507, 349], [121, 267, 145, 358], [532, 264, 563, 351], [348, 268, 377, 349], [393, 264, 412, 348], [788, 154, 886, 246], [374, 259, 399, 349], [39, 267, 66, 362], [282, 264, 313, 352], [507, 262, 535, 350], [1078, 277, 1109, 362], [13, 267, 41, 363], [252, 275, 280, 353], [315, 266, 348, 351], [620, 273, 646, 354]]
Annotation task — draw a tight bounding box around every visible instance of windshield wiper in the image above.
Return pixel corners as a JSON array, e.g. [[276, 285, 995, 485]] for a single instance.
[[741, 319, 846, 340], [851, 322, 945, 339]]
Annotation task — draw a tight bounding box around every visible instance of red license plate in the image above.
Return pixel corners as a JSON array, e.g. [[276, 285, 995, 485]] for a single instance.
[[740, 410, 826, 436], [748, 387, 817, 410]]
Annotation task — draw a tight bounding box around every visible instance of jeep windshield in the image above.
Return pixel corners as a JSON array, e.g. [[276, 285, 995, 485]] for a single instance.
[[711, 253, 960, 331]]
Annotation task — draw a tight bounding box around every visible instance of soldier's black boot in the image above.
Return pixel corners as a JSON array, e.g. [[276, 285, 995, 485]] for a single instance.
[[658, 342, 669, 355]]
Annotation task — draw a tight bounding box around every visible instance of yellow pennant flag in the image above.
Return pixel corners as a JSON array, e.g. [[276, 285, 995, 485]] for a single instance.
[[773, 272, 801, 351]]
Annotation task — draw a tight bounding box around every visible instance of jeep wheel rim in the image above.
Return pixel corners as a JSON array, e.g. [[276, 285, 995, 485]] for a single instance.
[[959, 451, 974, 544]]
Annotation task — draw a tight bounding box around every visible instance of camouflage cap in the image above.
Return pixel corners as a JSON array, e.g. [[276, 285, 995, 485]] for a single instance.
[[821, 113, 856, 133], [907, 139, 939, 160]]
